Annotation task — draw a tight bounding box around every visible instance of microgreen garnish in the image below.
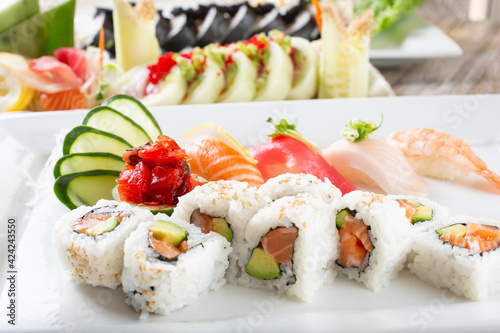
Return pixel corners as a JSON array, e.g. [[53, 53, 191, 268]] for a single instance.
[[342, 114, 383, 142], [267, 118, 319, 153]]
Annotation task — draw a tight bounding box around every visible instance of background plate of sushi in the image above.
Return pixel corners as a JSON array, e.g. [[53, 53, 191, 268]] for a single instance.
[[75, 0, 462, 68], [1, 95, 500, 332]]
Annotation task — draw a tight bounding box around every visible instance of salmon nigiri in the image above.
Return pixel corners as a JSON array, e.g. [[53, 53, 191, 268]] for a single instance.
[[182, 123, 264, 187], [387, 128, 500, 191]]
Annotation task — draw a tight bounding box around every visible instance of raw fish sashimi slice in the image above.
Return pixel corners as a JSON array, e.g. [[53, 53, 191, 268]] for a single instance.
[[323, 137, 428, 196], [387, 128, 500, 191], [182, 123, 264, 187]]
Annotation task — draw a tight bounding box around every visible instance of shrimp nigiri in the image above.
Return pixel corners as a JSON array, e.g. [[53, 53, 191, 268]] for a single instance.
[[387, 128, 500, 191]]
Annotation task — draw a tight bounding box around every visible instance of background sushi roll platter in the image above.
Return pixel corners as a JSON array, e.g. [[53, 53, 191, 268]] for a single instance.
[[1, 95, 500, 332]]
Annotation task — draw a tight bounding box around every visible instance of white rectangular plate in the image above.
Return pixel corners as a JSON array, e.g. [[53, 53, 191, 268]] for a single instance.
[[0, 95, 499, 333], [370, 14, 463, 68]]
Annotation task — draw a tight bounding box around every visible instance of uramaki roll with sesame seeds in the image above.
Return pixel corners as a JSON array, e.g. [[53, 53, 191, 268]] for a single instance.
[[121, 214, 231, 317], [52, 199, 153, 289], [236, 193, 338, 302], [335, 191, 412, 292], [257, 173, 342, 204], [171, 180, 269, 283]]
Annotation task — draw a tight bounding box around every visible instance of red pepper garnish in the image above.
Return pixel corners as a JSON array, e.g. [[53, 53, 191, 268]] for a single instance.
[[116, 135, 194, 205], [147, 53, 177, 85], [244, 35, 268, 50], [248, 119, 358, 195]]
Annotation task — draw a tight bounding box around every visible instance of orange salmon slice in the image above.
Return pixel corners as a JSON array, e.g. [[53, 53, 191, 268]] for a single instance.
[[261, 227, 298, 265], [40, 89, 87, 111], [184, 138, 264, 187], [337, 215, 373, 268], [397, 199, 417, 222], [440, 223, 500, 253], [148, 232, 182, 259], [190, 208, 215, 233], [73, 211, 130, 234]]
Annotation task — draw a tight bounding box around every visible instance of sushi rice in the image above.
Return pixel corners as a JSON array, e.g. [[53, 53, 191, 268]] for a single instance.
[[258, 173, 342, 204], [236, 193, 338, 302], [121, 214, 232, 317], [172, 180, 268, 283], [408, 216, 500, 301], [52, 199, 154, 289], [336, 191, 412, 292], [386, 194, 449, 232]]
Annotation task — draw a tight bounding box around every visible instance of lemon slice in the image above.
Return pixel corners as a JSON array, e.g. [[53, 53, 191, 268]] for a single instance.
[[0, 52, 35, 112], [181, 123, 257, 164]]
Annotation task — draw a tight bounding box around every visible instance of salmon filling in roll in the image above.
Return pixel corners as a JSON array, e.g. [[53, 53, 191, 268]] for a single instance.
[[246, 226, 298, 280], [73, 206, 133, 236], [437, 223, 500, 254], [189, 208, 233, 242], [396, 199, 433, 225], [336, 209, 374, 270]]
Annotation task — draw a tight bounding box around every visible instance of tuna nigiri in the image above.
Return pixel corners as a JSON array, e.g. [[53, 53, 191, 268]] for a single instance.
[[182, 123, 264, 187], [387, 128, 500, 192], [248, 118, 358, 195], [323, 117, 428, 196]]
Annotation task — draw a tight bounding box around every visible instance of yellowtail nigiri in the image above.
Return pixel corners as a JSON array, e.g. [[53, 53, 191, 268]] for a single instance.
[[322, 116, 428, 196]]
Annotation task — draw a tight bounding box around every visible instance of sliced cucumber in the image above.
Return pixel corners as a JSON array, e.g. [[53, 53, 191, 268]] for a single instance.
[[141, 66, 187, 106], [103, 94, 162, 142], [217, 50, 257, 103], [83, 106, 151, 146], [253, 41, 293, 102], [183, 57, 225, 105], [286, 37, 318, 100], [54, 170, 121, 209], [53, 152, 125, 178], [62, 126, 132, 156]]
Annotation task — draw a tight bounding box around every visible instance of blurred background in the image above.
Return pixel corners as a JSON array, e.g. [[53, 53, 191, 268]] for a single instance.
[[418, 0, 500, 20]]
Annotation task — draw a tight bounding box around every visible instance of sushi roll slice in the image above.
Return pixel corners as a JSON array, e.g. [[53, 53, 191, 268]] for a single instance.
[[248, 2, 275, 16], [387, 194, 449, 232], [216, 3, 241, 17], [85, 8, 116, 56], [286, 9, 316, 40], [121, 214, 231, 316], [171, 180, 267, 282], [258, 173, 341, 204], [141, 65, 187, 106], [335, 191, 411, 291], [280, 0, 306, 24], [251, 8, 287, 35], [195, 6, 230, 47], [237, 193, 338, 301], [52, 200, 153, 289], [163, 13, 197, 52], [409, 216, 500, 301], [155, 14, 171, 52], [217, 47, 258, 103], [250, 33, 294, 102], [221, 4, 259, 44], [286, 36, 318, 100], [182, 49, 225, 104]]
